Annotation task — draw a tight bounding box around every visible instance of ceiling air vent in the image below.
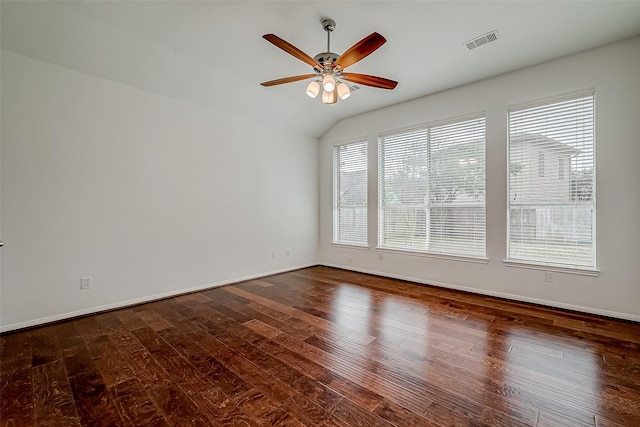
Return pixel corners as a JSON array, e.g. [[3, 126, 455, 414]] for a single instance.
[[464, 30, 500, 50]]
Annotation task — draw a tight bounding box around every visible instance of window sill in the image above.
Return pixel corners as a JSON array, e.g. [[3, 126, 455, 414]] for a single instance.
[[331, 242, 370, 251], [503, 259, 600, 276], [377, 247, 488, 264]]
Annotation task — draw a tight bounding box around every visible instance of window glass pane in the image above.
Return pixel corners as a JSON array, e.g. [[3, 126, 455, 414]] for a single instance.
[[378, 115, 486, 258], [508, 91, 595, 268], [333, 141, 368, 245]]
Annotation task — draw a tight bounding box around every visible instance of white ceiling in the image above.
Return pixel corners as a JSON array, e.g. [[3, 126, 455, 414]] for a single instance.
[[2, 1, 640, 138]]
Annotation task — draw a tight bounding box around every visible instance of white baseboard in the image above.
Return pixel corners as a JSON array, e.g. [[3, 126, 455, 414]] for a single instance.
[[5, 262, 637, 333], [0, 263, 316, 333], [320, 263, 640, 323]]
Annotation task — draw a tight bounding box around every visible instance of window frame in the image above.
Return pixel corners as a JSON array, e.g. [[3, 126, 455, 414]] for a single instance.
[[505, 89, 599, 275], [538, 152, 545, 177], [377, 112, 487, 262]]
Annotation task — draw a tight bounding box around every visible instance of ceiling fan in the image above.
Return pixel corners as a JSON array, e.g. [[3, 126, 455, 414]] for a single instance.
[[260, 18, 398, 104]]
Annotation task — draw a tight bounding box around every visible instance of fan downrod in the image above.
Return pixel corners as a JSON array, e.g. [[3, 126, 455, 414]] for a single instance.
[[317, 18, 338, 67]]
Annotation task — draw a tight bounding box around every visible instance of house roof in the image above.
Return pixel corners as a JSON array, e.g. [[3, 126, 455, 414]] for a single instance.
[[510, 133, 582, 156]]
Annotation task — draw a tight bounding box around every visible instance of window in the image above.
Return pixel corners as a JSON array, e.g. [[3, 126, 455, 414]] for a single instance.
[[508, 90, 595, 269], [333, 140, 368, 246], [378, 114, 486, 259], [538, 152, 545, 177]]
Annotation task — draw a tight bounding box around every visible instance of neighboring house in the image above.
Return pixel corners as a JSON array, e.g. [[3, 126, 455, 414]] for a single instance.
[[509, 133, 592, 244], [509, 133, 581, 204]]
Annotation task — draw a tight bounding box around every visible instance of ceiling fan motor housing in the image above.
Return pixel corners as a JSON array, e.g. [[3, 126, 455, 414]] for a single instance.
[[314, 52, 340, 68]]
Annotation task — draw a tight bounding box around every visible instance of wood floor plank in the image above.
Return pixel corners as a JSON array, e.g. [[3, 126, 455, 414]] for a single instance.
[[0, 331, 32, 374], [33, 360, 81, 427], [147, 382, 212, 427], [133, 326, 233, 395], [330, 397, 395, 427], [67, 371, 124, 427], [281, 392, 340, 427], [154, 326, 248, 398], [226, 388, 293, 427], [30, 327, 61, 368], [1, 366, 35, 427], [185, 326, 297, 403], [327, 376, 384, 412], [2, 266, 640, 426], [110, 378, 169, 427], [373, 398, 441, 427]]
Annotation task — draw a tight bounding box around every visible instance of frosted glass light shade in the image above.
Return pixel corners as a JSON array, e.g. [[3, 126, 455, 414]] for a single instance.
[[323, 74, 336, 92], [322, 88, 337, 104], [337, 82, 350, 100], [306, 81, 320, 98]]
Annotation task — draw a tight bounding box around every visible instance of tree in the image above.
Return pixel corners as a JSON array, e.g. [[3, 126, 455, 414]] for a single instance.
[[386, 141, 429, 205], [384, 140, 485, 241], [510, 162, 524, 177], [571, 168, 594, 201], [385, 141, 485, 206], [429, 142, 485, 205]]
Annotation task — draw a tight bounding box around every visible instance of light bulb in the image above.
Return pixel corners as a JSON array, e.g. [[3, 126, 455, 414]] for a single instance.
[[323, 74, 335, 92], [337, 82, 350, 100], [306, 81, 320, 98]]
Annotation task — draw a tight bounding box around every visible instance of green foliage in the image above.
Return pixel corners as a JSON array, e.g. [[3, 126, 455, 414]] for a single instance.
[[386, 141, 484, 205], [510, 162, 524, 176], [571, 168, 594, 201], [386, 141, 429, 204]]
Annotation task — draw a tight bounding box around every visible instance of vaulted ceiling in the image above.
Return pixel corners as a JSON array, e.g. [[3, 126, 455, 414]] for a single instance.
[[3, 1, 640, 138]]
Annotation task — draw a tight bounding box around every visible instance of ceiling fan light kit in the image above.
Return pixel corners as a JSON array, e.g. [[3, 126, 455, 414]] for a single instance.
[[322, 87, 337, 104], [337, 82, 351, 100], [261, 18, 397, 105], [306, 80, 321, 98], [322, 74, 336, 92]]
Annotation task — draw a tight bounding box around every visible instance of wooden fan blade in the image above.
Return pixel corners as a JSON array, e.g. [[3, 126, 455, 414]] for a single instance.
[[263, 34, 321, 69], [260, 74, 317, 87], [333, 32, 386, 70], [342, 73, 398, 89]]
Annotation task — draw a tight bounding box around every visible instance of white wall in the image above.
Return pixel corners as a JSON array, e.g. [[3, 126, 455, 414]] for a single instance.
[[3, 36, 639, 333], [319, 36, 640, 321], [1, 50, 318, 332]]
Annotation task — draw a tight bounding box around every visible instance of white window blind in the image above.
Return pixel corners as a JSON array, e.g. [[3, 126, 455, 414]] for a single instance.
[[378, 114, 486, 258], [508, 90, 595, 269], [333, 140, 368, 246]]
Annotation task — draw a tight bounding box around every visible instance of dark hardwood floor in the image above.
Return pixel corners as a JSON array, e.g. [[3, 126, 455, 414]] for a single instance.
[[2, 266, 640, 426]]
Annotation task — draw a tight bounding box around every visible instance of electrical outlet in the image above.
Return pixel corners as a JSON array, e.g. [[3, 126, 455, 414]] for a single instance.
[[80, 277, 91, 290], [271, 251, 277, 259], [285, 249, 291, 257], [544, 272, 554, 283], [378, 252, 384, 260]]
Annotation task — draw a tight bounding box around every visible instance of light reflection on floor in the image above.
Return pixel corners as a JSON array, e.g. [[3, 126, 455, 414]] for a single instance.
[[504, 326, 600, 424], [326, 278, 603, 424]]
